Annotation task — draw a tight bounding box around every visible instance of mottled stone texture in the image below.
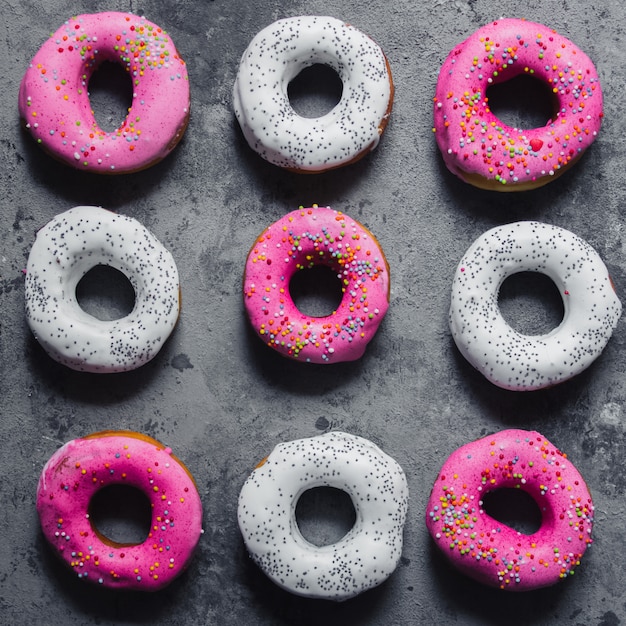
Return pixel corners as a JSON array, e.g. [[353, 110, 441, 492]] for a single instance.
[[1, 0, 625, 624]]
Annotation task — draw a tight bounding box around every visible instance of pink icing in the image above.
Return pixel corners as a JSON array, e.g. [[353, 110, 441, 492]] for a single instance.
[[433, 18, 603, 189], [243, 206, 390, 363], [425, 429, 594, 591], [36, 432, 203, 591], [18, 12, 190, 173]]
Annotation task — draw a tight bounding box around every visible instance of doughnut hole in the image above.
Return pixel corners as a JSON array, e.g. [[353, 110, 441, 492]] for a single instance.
[[295, 486, 357, 546], [486, 73, 557, 130], [88, 484, 152, 546], [480, 488, 542, 535], [498, 271, 564, 336], [289, 265, 344, 317], [76, 265, 136, 321], [88, 60, 134, 132], [288, 64, 343, 118]]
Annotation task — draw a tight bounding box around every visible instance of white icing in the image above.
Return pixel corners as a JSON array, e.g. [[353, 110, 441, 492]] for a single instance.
[[25, 206, 180, 372], [449, 221, 622, 390], [237, 431, 409, 601], [233, 16, 393, 171]]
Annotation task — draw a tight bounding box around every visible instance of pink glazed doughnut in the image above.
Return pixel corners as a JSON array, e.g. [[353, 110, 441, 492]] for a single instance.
[[243, 205, 390, 363], [18, 12, 190, 173], [433, 18, 603, 190], [425, 429, 594, 591], [37, 431, 203, 590]]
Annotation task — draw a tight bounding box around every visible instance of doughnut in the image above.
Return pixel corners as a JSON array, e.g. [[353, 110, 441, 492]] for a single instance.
[[425, 429, 594, 591], [25, 205, 180, 373], [36, 430, 203, 590], [243, 205, 390, 363], [433, 18, 603, 190], [449, 221, 621, 390], [18, 12, 190, 174], [238, 431, 409, 600], [233, 15, 394, 172]]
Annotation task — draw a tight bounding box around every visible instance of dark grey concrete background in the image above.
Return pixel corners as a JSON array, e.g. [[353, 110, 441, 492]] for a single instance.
[[1, 0, 625, 624]]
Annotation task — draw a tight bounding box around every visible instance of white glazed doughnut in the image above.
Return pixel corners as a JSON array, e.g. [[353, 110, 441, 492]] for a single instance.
[[233, 16, 394, 172], [237, 431, 409, 601], [25, 206, 180, 372], [450, 221, 622, 390]]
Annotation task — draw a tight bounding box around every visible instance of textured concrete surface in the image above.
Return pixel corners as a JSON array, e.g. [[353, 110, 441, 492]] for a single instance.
[[1, 0, 626, 624]]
